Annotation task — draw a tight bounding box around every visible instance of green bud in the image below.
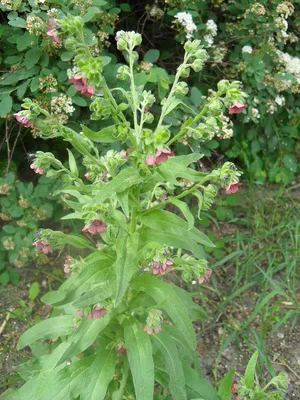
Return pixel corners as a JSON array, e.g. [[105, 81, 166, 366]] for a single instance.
[[175, 82, 189, 96], [116, 65, 130, 80]]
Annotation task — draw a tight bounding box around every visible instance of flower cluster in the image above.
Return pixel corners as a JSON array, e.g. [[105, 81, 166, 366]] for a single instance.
[[143, 309, 163, 335], [174, 12, 197, 39], [204, 19, 218, 48]]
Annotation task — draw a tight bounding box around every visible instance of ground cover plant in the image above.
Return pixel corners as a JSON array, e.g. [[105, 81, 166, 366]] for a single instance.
[[0, 14, 258, 400]]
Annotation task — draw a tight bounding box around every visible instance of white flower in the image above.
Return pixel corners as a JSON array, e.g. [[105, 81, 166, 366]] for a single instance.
[[206, 19, 218, 36], [275, 95, 285, 106], [203, 35, 214, 48], [174, 12, 197, 39], [242, 45, 253, 54], [277, 51, 300, 83], [251, 108, 260, 118]]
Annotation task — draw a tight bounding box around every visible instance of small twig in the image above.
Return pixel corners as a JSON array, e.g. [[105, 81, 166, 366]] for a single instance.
[[0, 311, 11, 336]]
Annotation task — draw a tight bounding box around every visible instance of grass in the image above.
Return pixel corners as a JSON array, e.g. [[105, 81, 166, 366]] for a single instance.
[[192, 181, 300, 379]]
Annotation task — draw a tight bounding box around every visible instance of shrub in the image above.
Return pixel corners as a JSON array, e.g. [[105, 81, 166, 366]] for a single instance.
[[131, 0, 300, 183], [3, 16, 248, 399], [0, 171, 62, 285]]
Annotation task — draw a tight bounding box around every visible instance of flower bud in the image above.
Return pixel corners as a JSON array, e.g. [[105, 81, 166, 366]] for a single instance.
[[116, 65, 130, 80], [175, 81, 189, 96]]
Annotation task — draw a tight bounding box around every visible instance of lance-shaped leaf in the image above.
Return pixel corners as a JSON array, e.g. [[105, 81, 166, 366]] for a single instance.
[[81, 347, 116, 400], [152, 330, 187, 400], [139, 227, 205, 259], [133, 276, 196, 350], [67, 149, 78, 177], [218, 369, 235, 400], [58, 313, 111, 364], [115, 232, 139, 306], [169, 198, 194, 230], [17, 316, 77, 350], [82, 125, 119, 143], [244, 351, 258, 389], [124, 321, 154, 400], [91, 168, 142, 204], [184, 365, 220, 400], [140, 210, 214, 247]]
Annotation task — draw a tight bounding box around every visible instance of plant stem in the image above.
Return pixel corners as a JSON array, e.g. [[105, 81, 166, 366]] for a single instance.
[[128, 48, 139, 141]]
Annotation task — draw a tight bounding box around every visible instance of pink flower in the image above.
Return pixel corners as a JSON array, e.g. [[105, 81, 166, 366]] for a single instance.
[[232, 384, 238, 394], [76, 310, 84, 318], [33, 240, 53, 255], [63, 255, 72, 274], [146, 149, 174, 166], [47, 18, 61, 44], [87, 306, 107, 320], [198, 270, 212, 284], [70, 76, 95, 97], [228, 102, 248, 115], [120, 150, 128, 160], [30, 163, 44, 175], [143, 326, 162, 335], [82, 219, 107, 235], [15, 114, 34, 128], [225, 182, 242, 195], [153, 261, 174, 275]]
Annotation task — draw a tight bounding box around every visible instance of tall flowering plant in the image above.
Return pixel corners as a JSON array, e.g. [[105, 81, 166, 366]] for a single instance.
[[7, 17, 246, 400]]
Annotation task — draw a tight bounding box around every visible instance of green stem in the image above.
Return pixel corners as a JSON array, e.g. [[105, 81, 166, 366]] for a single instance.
[[130, 204, 138, 233], [141, 180, 208, 215], [155, 53, 189, 134], [128, 49, 139, 140]]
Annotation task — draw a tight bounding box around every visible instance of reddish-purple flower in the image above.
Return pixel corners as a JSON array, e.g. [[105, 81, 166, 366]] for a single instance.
[[82, 219, 107, 235], [70, 76, 95, 97], [15, 114, 34, 128], [225, 182, 242, 195], [47, 18, 61, 44], [30, 163, 44, 175], [228, 102, 248, 115], [116, 345, 127, 355], [87, 306, 107, 320], [198, 270, 213, 284], [146, 149, 174, 166], [153, 261, 174, 275], [120, 149, 128, 160], [33, 240, 53, 255], [143, 326, 162, 335]]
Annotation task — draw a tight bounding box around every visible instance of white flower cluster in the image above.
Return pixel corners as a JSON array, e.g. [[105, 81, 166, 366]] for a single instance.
[[47, 8, 59, 17], [67, 66, 80, 80], [242, 45, 253, 54], [277, 51, 300, 83], [275, 95, 285, 106], [51, 95, 75, 124], [204, 19, 218, 48], [174, 12, 197, 39]]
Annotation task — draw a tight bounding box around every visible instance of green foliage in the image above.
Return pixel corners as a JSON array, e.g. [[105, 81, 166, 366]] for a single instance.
[[0, 171, 60, 284], [4, 17, 247, 399]]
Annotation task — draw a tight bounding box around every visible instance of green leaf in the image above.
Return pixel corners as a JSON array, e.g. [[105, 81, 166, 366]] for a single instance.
[[282, 154, 297, 173], [73, 276, 115, 308], [184, 365, 219, 400], [58, 314, 111, 364], [144, 49, 160, 63], [133, 276, 196, 350], [169, 198, 194, 230], [0, 96, 13, 117], [82, 125, 119, 143], [8, 17, 27, 28], [2, 224, 16, 234], [218, 369, 235, 400], [124, 321, 154, 400], [82, 348, 116, 400], [60, 52, 73, 61], [91, 168, 142, 204], [24, 48, 41, 70], [0, 271, 10, 286], [83, 7, 101, 22], [139, 227, 205, 259], [29, 282, 40, 301], [117, 189, 130, 218], [244, 350, 258, 389], [140, 210, 214, 247], [152, 331, 187, 400], [115, 232, 139, 306], [72, 96, 87, 106], [67, 149, 79, 177], [17, 80, 30, 100], [17, 316, 77, 350]]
